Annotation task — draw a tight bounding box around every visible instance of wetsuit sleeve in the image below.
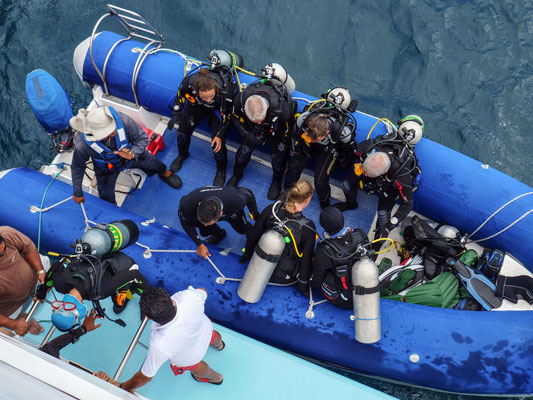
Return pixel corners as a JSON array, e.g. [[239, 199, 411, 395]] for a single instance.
[[178, 209, 203, 247], [237, 187, 259, 217], [243, 205, 272, 256], [391, 175, 414, 224], [119, 113, 148, 158], [297, 221, 317, 289], [40, 326, 87, 358], [71, 134, 91, 198]]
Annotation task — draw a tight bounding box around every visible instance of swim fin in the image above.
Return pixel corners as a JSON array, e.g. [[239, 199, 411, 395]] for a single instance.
[[446, 257, 503, 310]]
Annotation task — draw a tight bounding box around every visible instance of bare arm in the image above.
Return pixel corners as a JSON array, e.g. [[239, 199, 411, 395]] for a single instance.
[[23, 247, 46, 284], [119, 370, 153, 392]]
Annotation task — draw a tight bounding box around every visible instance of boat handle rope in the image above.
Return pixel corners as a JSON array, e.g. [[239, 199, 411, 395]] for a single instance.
[[467, 191, 533, 243]]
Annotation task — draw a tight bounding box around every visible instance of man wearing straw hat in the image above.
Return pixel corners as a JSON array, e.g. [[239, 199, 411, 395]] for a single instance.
[[70, 106, 182, 204]]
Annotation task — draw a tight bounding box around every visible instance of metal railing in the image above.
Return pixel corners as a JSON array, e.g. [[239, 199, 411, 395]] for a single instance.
[[89, 4, 165, 106], [114, 316, 149, 380]]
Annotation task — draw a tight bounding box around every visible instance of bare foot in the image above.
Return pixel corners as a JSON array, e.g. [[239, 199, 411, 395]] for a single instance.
[[28, 318, 44, 335]]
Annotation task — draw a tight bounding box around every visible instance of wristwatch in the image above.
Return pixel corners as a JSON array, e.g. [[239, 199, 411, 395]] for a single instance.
[[37, 270, 46, 276], [390, 217, 398, 226]]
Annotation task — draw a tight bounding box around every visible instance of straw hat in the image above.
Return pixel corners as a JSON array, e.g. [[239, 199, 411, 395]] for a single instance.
[[70, 106, 116, 141]]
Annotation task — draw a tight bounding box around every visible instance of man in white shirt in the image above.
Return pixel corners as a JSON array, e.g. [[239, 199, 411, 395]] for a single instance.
[[115, 286, 224, 392]]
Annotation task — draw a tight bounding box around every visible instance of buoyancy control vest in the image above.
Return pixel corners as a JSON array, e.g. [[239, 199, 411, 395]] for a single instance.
[[357, 133, 420, 195], [80, 107, 131, 172], [238, 81, 293, 138], [296, 102, 357, 149], [267, 202, 313, 281], [50, 251, 136, 300], [311, 228, 369, 308]]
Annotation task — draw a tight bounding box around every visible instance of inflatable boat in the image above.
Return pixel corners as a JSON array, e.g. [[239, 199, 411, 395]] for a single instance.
[[6, 6, 533, 396]]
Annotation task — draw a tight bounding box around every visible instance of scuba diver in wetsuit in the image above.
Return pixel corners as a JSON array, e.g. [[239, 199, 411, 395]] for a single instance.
[[284, 88, 358, 209], [35, 251, 147, 331], [335, 115, 424, 248], [226, 63, 297, 200], [310, 207, 370, 309], [239, 180, 316, 293], [178, 186, 259, 259], [168, 50, 241, 186]]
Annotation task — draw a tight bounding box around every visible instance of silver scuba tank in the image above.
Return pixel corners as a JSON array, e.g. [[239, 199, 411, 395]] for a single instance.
[[80, 219, 139, 257], [238, 229, 287, 303], [352, 257, 381, 343]]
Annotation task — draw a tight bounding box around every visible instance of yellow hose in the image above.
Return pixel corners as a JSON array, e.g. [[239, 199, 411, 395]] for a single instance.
[[286, 227, 303, 258], [366, 118, 397, 140], [371, 237, 395, 254]]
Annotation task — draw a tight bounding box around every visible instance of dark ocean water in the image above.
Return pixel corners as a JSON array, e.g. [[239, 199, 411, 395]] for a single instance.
[[0, 1, 531, 399]]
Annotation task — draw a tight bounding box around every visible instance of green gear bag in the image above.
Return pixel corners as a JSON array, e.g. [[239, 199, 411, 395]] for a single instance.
[[384, 271, 460, 308]]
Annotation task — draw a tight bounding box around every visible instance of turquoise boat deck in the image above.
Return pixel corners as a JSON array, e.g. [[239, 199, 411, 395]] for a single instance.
[[16, 295, 396, 400]]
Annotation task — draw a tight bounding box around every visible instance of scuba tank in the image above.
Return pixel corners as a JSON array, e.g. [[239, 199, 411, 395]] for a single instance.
[[79, 219, 139, 257], [352, 257, 381, 343], [25, 69, 75, 152], [238, 228, 287, 303]]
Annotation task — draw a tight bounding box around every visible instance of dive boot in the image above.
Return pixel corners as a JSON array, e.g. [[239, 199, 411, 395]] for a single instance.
[[113, 292, 129, 314], [205, 229, 227, 245], [226, 174, 242, 187], [170, 152, 189, 172], [267, 179, 282, 200], [332, 201, 358, 212], [213, 170, 226, 186], [160, 173, 183, 189]]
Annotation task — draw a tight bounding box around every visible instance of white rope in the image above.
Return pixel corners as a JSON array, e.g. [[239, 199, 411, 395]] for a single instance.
[[468, 191, 533, 238], [292, 97, 311, 103], [470, 209, 533, 243], [30, 196, 72, 213], [305, 288, 328, 319]]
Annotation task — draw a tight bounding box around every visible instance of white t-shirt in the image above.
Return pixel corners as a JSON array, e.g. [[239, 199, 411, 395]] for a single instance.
[[141, 287, 213, 377]]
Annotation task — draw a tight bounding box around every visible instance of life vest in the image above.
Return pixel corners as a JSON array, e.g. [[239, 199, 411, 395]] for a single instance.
[[80, 107, 131, 172], [312, 228, 369, 308]]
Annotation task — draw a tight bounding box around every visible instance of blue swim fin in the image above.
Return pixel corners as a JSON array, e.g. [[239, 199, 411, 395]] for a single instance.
[[446, 258, 503, 310]]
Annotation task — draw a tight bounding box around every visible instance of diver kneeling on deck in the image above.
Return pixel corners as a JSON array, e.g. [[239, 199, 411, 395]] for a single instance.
[[70, 106, 182, 205], [178, 186, 259, 259], [169, 51, 240, 185], [310, 207, 369, 309], [239, 180, 316, 293], [335, 116, 423, 248], [35, 251, 147, 331]]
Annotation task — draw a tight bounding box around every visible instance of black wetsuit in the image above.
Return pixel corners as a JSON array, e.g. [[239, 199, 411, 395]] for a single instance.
[[285, 109, 357, 208], [343, 134, 418, 235], [230, 82, 295, 181], [40, 325, 88, 358], [38, 251, 146, 307], [310, 228, 369, 309], [243, 203, 316, 292], [174, 68, 239, 172], [178, 186, 259, 246]]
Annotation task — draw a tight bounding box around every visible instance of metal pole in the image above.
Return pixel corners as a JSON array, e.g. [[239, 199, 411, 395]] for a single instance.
[[40, 326, 56, 347], [24, 301, 41, 323], [113, 316, 149, 381]]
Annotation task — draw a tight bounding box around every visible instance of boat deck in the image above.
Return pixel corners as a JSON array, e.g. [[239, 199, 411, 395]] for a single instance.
[[12, 297, 396, 400]]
